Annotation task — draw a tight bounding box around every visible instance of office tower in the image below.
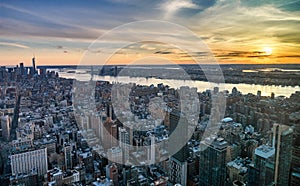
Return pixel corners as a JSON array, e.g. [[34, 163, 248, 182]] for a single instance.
[[168, 110, 189, 185], [198, 137, 228, 186], [169, 110, 189, 162], [32, 56, 36, 74], [114, 66, 118, 76], [119, 127, 130, 163], [213, 86, 219, 94], [90, 66, 94, 80], [272, 124, 293, 185], [102, 118, 118, 149], [257, 90, 261, 97], [106, 163, 119, 186], [290, 145, 300, 186], [19, 62, 25, 76], [169, 156, 188, 185], [119, 127, 130, 146], [39, 67, 46, 76], [1, 115, 11, 141], [10, 147, 48, 176], [253, 145, 275, 186], [106, 103, 115, 120], [271, 92, 275, 99], [150, 134, 155, 164], [111, 124, 118, 147], [0, 66, 5, 81], [64, 145, 73, 170], [145, 134, 156, 165], [232, 87, 238, 96]]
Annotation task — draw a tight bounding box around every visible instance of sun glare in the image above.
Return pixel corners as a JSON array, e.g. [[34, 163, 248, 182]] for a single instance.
[[263, 47, 273, 55]]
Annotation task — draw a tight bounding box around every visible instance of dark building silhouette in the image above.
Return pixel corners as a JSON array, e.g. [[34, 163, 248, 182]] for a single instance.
[[272, 124, 293, 186], [168, 110, 189, 185], [32, 57, 36, 75], [199, 137, 228, 186], [252, 124, 293, 186], [253, 145, 275, 186], [169, 110, 189, 162]]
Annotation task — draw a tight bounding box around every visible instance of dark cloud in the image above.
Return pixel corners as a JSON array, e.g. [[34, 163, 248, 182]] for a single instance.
[[155, 51, 172, 54], [276, 55, 300, 58], [279, 1, 300, 12], [275, 32, 300, 44], [216, 51, 270, 58]]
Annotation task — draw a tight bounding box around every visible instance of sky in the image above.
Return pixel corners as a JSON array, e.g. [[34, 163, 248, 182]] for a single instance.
[[0, 0, 300, 66]]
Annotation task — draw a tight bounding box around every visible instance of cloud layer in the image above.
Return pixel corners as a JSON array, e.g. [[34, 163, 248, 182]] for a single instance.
[[0, 0, 299, 65]]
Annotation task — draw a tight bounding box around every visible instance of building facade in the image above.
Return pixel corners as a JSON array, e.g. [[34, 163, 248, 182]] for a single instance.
[[10, 147, 48, 176]]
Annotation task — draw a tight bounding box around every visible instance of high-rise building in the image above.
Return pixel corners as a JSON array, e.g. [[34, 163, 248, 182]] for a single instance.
[[252, 124, 293, 186], [272, 124, 293, 185], [168, 110, 190, 185], [64, 145, 73, 170], [19, 62, 25, 76], [10, 147, 48, 176], [253, 145, 275, 186], [102, 118, 118, 149], [39, 67, 47, 76], [198, 137, 229, 186], [0, 66, 6, 81], [290, 145, 300, 186], [119, 127, 130, 163], [257, 90, 261, 97], [169, 110, 189, 162], [169, 156, 188, 185], [271, 92, 275, 99], [32, 57, 36, 75], [1, 115, 11, 141], [106, 163, 118, 186]]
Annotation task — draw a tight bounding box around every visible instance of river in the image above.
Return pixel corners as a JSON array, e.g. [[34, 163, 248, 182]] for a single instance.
[[54, 69, 299, 98]]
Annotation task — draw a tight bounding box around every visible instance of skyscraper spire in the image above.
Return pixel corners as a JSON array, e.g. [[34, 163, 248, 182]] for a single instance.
[[32, 56, 36, 74]]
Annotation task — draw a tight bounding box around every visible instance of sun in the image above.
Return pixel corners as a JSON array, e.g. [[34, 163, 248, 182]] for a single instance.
[[263, 47, 273, 55]]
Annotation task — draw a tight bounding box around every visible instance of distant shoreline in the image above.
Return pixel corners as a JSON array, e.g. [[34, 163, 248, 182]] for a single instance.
[[48, 64, 300, 87]]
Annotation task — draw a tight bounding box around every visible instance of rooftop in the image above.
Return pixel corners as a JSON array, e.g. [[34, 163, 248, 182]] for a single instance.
[[255, 145, 275, 159]]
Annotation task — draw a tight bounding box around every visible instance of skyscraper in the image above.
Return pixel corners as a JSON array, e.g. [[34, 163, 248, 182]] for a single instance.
[[198, 137, 229, 186], [169, 110, 189, 162], [253, 144, 275, 186], [168, 110, 189, 185], [10, 147, 48, 176], [1, 115, 11, 141], [272, 124, 293, 185], [32, 56, 36, 75], [64, 145, 73, 170], [119, 127, 130, 164], [102, 118, 118, 149], [19, 62, 25, 76], [252, 124, 293, 186], [169, 156, 188, 185]]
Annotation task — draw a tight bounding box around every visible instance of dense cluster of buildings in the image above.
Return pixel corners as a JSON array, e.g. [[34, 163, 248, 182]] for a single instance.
[[0, 60, 299, 186]]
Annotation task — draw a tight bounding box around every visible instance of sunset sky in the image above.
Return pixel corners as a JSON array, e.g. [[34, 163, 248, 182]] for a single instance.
[[1, 0, 300, 66]]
